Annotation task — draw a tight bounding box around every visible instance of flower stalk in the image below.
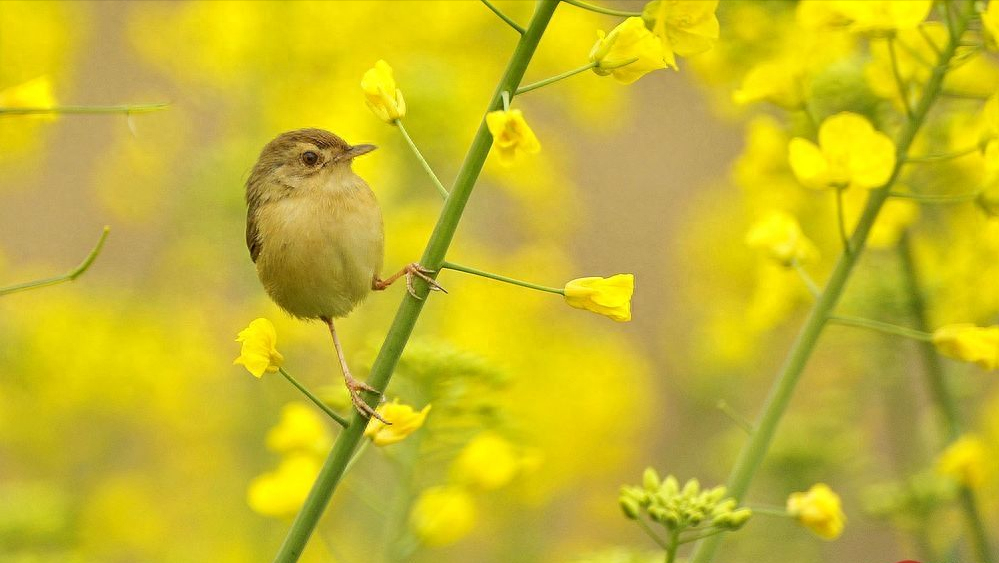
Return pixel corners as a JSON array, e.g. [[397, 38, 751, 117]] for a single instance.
[[394, 119, 449, 199], [0, 226, 110, 296], [271, 2, 560, 560], [0, 103, 166, 115], [441, 260, 564, 294], [897, 233, 995, 563], [278, 368, 349, 429], [689, 3, 978, 562]]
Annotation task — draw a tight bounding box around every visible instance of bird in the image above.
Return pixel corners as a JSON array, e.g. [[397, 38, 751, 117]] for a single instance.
[[244, 128, 444, 421]]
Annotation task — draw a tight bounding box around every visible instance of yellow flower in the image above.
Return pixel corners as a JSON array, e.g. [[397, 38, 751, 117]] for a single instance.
[[642, 0, 719, 58], [265, 402, 333, 455], [0, 76, 57, 121], [788, 112, 896, 190], [563, 274, 634, 322], [233, 318, 284, 378], [932, 324, 999, 371], [786, 483, 846, 540], [364, 399, 431, 446], [745, 211, 819, 266], [450, 432, 520, 490], [937, 435, 989, 488], [589, 17, 671, 83], [828, 0, 932, 32], [246, 453, 320, 518], [485, 109, 540, 166], [985, 0, 999, 49], [361, 59, 405, 123], [409, 486, 477, 547], [733, 61, 806, 109]]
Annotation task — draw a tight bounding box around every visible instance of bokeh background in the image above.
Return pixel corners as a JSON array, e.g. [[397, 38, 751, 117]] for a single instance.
[[1, 1, 997, 562]]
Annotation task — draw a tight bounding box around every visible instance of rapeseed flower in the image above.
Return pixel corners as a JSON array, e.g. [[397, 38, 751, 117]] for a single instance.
[[246, 454, 321, 518], [788, 112, 896, 191], [364, 399, 431, 446], [786, 483, 846, 540], [642, 0, 719, 58], [234, 318, 284, 378], [932, 324, 999, 370], [590, 17, 670, 83], [937, 435, 989, 488], [745, 211, 818, 266], [563, 274, 634, 322], [451, 432, 519, 490], [486, 109, 540, 166], [362, 59, 406, 123], [265, 402, 333, 455], [409, 485, 477, 546]]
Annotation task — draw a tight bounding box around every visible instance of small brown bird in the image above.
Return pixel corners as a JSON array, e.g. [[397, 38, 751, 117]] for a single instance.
[[245, 128, 443, 421]]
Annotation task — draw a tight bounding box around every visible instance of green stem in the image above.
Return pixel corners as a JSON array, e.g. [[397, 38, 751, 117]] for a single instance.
[[394, 119, 449, 199], [834, 187, 851, 254], [791, 260, 820, 299], [278, 368, 349, 429], [904, 144, 980, 163], [889, 190, 981, 203], [715, 399, 754, 435], [0, 103, 166, 116], [688, 5, 976, 562], [888, 38, 914, 119], [441, 260, 564, 295], [745, 505, 789, 518], [635, 517, 670, 550], [480, 0, 525, 34], [665, 529, 680, 563], [827, 314, 933, 341], [678, 528, 728, 545], [517, 62, 597, 95], [561, 0, 641, 17], [271, 3, 560, 561], [897, 233, 995, 563], [0, 226, 110, 296]]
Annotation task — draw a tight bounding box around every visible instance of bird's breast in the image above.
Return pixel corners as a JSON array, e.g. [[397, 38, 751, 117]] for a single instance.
[[253, 184, 384, 319]]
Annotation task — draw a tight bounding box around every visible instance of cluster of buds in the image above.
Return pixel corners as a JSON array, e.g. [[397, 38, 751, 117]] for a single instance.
[[619, 468, 752, 533]]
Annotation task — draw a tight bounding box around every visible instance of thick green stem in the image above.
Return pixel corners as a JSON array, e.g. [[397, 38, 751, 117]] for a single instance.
[[689, 5, 976, 562], [0, 103, 166, 115], [0, 226, 110, 296], [441, 260, 564, 294], [394, 119, 449, 199], [270, 3, 560, 560], [897, 233, 995, 563], [278, 368, 349, 428]]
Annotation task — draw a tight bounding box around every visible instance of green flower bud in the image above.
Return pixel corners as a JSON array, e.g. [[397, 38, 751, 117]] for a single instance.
[[713, 508, 752, 530], [681, 478, 701, 499], [648, 505, 669, 524], [662, 475, 679, 498], [643, 467, 661, 492], [620, 496, 642, 520]]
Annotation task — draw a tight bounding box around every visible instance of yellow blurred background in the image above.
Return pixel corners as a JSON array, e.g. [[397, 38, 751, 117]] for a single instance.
[[1, 1, 997, 562]]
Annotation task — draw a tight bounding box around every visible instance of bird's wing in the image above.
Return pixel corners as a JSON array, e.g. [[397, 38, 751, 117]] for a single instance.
[[246, 207, 261, 263]]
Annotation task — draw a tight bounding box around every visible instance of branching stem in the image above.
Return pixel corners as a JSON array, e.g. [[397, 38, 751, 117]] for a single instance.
[[0, 226, 110, 296]]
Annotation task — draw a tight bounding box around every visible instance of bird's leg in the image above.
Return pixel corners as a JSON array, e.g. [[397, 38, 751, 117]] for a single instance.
[[372, 262, 447, 300], [322, 316, 388, 424]]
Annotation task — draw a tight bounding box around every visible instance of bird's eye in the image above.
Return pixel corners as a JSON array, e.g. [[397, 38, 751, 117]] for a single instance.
[[301, 151, 320, 166]]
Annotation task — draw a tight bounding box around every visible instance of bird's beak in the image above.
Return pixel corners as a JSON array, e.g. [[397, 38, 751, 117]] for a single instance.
[[343, 143, 377, 160]]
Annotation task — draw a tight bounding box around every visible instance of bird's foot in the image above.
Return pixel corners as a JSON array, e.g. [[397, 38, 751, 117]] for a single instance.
[[373, 262, 447, 300], [346, 375, 389, 424]]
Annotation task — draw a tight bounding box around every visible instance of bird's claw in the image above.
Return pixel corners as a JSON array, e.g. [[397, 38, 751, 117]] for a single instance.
[[346, 377, 389, 424], [405, 263, 447, 300]]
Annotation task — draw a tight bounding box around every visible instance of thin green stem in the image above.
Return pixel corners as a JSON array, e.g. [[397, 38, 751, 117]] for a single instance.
[[834, 187, 851, 255], [0, 103, 167, 116], [827, 314, 934, 342], [441, 260, 564, 295], [688, 5, 976, 562], [635, 517, 670, 550], [278, 368, 349, 428], [918, 23, 943, 57], [394, 119, 449, 199], [678, 528, 728, 545], [665, 529, 680, 563], [271, 3, 560, 561], [895, 37, 935, 70], [889, 190, 981, 203], [0, 226, 110, 296], [897, 233, 995, 563], [791, 260, 820, 299], [745, 505, 789, 518], [561, 0, 641, 17], [517, 61, 597, 95], [888, 38, 914, 119], [480, 0, 525, 34], [715, 400, 754, 435], [904, 144, 981, 163]]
